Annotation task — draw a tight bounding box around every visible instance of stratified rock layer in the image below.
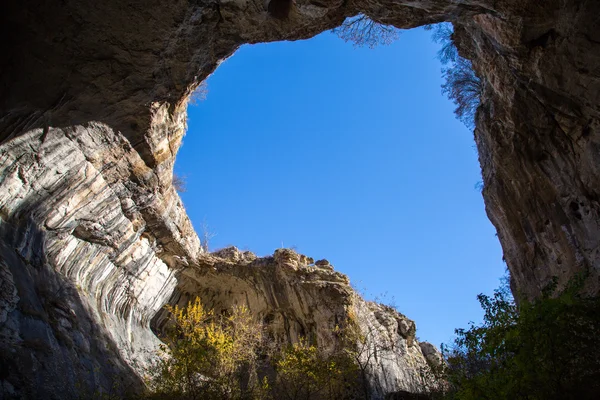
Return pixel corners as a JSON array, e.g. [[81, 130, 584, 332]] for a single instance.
[[1, 0, 599, 398], [156, 247, 435, 397]]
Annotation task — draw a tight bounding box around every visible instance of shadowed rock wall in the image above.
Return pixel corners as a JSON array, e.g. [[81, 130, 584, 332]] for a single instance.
[[0, 0, 599, 398]]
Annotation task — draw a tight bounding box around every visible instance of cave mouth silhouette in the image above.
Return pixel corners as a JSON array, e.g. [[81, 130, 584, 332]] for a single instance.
[[174, 28, 506, 347]]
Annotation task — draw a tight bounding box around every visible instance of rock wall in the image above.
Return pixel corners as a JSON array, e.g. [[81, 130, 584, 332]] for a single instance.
[[1, 0, 599, 397], [0, 124, 185, 398], [155, 247, 436, 397], [458, 1, 600, 298]]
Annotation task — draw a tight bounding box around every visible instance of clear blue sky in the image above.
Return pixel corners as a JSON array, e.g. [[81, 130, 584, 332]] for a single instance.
[[175, 26, 506, 348]]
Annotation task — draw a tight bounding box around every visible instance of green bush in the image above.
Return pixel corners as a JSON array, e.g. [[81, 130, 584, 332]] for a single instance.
[[269, 338, 360, 400], [436, 275, 600, 400]]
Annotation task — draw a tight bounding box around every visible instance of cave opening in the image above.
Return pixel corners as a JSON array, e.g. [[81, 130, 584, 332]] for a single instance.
[[2, 0, 599, 397], [174, 26, 505, 347]]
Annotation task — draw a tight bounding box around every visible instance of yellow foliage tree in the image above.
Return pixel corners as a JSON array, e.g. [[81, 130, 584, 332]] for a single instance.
[[146, 298, 265, 400], [146, 297, 370, 400], [270, 334, 360, 400]]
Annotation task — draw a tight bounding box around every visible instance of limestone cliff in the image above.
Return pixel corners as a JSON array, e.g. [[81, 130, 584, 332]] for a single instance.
[[0, 0, 599, 398], [156, 247, 436, 396]]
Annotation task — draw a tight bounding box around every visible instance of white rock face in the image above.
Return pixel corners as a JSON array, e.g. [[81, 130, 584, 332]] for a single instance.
[[0, 122, 194, 398], [353, 300, 430, 396]]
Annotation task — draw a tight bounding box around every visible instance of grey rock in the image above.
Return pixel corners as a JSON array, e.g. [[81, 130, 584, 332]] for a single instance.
[[419, 342, 443, 368], [0, 260, 18, 326]]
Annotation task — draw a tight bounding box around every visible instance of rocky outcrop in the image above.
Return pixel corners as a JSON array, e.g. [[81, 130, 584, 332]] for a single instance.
[[156, 247, 434, 397], [419, 342, 443, 369], [0, 124, 184, 398], [1, 0, 599, 397]]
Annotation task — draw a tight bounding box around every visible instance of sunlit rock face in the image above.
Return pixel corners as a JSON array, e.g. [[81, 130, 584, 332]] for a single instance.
[[0, 124, 185, 398], [156, 247, 435, 397], [0, 0, 598, 397]]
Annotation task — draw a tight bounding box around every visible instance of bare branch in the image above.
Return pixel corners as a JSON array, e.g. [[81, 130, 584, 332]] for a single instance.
[[173, 173, 187, 193], [189, 81, 208, 105], [200, 219, 217, 252], [334, 14, 400, 49], [427, 23, 482, 128]]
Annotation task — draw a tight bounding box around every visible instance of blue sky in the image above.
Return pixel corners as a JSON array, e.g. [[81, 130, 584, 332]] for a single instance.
[[175, 26, 506, 348]]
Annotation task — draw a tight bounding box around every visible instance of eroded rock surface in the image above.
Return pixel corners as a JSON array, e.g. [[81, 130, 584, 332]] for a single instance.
[[1, 0, 599, 398], [156, 247, 435, 397]]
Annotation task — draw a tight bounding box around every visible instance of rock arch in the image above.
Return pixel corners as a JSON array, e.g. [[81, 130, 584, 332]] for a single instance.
[[0, 0, 599, 397]]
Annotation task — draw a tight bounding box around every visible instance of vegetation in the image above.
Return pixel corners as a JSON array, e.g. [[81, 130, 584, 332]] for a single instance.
[[271, 337, 360, 400], [119, 273, 600, 400], [432, 275, 600, 400], [143, 271, 600, 399], [334, 14, 400, 49], [425, 23, 482, 128], [144, 298, 387, 400], [189, 81, 208, 105], [199, 219, 216, 252], [173, 173, 187, 193], [146, 298, 265, 400], [440, 57, 482, 129], [334, 19, 481, 128]]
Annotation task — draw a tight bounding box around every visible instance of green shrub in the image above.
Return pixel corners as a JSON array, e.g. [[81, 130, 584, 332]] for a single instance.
[[436, 275, 600, 400], [269, 337, 360, 400]]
